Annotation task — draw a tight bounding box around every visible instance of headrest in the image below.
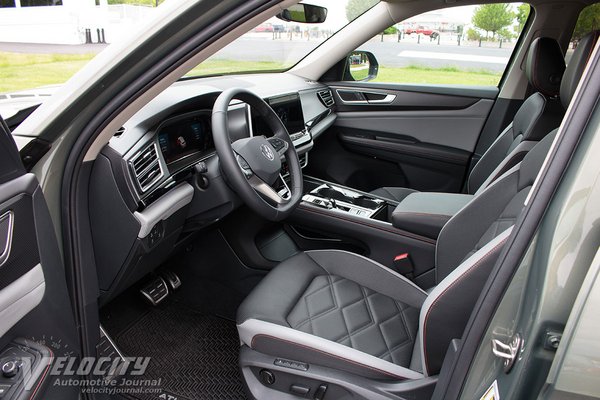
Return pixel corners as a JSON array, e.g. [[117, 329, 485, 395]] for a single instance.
[[525, 37, 566, 97], [513, 92, 564, 142], [560, 31, 600, 109]]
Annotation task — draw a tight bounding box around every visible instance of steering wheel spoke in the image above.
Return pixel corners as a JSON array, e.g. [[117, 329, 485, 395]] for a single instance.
[[235, 154, 254, 178], [248, 175, 288, 205]]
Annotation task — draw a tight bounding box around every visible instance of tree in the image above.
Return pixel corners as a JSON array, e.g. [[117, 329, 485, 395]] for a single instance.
[[515, 3, 530, 33], [472, 3, 515, 38], [107, 0, 164, 6], [383, 26, 398, 35], [466, 28, 482, 41], [572, 3, 600, 41], [345, 0, 378, 22], [497, 27, 515, 41]]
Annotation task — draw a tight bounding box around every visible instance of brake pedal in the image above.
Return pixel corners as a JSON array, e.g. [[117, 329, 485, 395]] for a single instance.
[[140, 277, 169, 306], [160, 270, 181, 290]]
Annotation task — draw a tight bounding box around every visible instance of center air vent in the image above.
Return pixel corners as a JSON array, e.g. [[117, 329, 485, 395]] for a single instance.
[[130, 142, 163, 193], [317, 89, 334, 108]]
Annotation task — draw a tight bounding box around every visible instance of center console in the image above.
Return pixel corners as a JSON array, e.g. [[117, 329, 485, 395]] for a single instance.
[[302, 184, 386, 219], [291, 177, 474, 289]]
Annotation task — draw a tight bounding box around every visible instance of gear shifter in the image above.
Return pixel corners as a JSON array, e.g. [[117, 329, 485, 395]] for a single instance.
[[303, 183, 385, 218]]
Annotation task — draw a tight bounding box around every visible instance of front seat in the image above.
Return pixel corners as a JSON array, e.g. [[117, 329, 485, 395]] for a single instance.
[[371, 36, 566, 202], [236, 33, 598, 398], [238, 129, 554, 382]]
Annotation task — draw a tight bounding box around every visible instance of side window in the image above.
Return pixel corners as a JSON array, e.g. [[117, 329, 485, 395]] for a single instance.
[[569, 3, 600, 47], [345, 3, 530, 86]]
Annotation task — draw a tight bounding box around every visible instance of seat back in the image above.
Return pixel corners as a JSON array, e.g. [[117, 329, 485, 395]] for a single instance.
[[467, 37, 566, 194], [419, 31, 599, 376], [419, 129, 556, 375]]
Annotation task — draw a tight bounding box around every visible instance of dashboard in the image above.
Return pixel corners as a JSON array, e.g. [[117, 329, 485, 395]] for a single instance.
[[91, 72, 337, 303], [157, 111, 214, 165]]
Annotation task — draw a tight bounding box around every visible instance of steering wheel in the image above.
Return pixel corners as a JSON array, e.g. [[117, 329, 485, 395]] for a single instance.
[[212, 88, 303, 221]]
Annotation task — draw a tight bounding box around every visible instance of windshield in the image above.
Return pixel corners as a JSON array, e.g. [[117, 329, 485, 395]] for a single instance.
[[186, 0, 379, 77], [0, 0, 377, 118]]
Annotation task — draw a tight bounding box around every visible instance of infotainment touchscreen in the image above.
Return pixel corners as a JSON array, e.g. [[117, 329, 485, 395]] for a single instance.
[[253, 93, 305, 135]]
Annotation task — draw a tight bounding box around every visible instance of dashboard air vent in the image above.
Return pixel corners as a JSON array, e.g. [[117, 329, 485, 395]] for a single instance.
[[317, 89, 334, 108], [130, 143, 163, 192]]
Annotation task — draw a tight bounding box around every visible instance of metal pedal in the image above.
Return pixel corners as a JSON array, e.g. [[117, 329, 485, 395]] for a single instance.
[[140, 277, 169, 306], [160, 270, 181, 290]]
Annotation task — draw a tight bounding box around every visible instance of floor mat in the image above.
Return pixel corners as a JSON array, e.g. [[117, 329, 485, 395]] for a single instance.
[[114, 302, 247, 400]]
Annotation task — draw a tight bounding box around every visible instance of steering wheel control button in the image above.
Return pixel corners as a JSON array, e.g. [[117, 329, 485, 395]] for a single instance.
[[259, 369, 275, 386], [267, 138, 286, 152], [1, 360, 19, 378], [274, 358, 309, 371]]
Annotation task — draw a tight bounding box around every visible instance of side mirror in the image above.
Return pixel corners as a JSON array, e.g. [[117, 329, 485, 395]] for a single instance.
[[345, 51, 379, 82], [276, 4, 328, 24]]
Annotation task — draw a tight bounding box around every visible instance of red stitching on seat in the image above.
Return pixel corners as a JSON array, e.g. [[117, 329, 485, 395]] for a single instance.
[[421, 236, 509, 375], [250, 334, 413, 380]]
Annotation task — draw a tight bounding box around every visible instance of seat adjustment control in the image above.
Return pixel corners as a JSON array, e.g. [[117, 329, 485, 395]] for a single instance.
[[0, 384, 12, 398], [259, 369, 275, 386], [290, 384, 310, 395], [314, 384, 328, 400]]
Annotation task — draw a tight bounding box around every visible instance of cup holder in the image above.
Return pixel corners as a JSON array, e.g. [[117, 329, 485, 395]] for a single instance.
[[314, 186, 380, 210]]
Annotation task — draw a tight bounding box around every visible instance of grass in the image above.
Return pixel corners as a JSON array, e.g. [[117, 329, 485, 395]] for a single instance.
[[375, 64, 501, 86], [0, 52, 95, 93], [0, 53, 502, 94]]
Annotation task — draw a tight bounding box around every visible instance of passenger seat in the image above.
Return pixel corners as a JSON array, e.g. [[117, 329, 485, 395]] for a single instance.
[[371, 37, 566, 202]]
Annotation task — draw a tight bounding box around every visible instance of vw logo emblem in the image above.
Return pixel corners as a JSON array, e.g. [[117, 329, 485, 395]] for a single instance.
[[260, 144, 275, 161]]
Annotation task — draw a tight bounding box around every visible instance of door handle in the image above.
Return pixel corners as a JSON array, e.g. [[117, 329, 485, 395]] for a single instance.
[[491, 333, 523, 373], [336, 89, 396, 105], [0, 211, 14, 267]]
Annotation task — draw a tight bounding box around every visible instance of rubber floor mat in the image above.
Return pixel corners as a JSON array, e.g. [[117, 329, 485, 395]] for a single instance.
[[115, 302, 246, 400]]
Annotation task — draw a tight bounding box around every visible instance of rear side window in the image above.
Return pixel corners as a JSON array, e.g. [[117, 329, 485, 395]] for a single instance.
[[346, 3, 531, 86], [570, 3, 600, 45]]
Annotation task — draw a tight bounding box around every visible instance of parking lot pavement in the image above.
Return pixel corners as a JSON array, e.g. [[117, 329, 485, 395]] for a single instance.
[[1, 32, 514, 72]]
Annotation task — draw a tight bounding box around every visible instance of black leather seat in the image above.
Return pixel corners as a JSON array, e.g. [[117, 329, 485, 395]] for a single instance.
[[238, 130, 554, 380], [371, 37, 566, 202], [236, 32, 598, 397]]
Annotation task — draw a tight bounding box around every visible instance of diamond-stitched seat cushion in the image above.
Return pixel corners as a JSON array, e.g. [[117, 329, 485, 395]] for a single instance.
[[287, 275, 419, 367]]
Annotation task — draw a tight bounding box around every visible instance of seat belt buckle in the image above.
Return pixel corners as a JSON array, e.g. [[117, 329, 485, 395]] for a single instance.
[[393, 253, 414, 279]]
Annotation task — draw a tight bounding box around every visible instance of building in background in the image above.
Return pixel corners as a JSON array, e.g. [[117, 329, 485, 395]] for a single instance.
[[0, 0, 155, 44]]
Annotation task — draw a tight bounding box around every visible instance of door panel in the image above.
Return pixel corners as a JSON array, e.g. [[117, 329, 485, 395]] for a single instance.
[[306, 83, 497, 193], [0, 118, 80, 400]]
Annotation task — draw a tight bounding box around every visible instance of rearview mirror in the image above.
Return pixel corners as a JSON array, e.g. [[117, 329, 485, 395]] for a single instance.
[[345, 51, 379, 82], [276, 4, 328, 24]]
